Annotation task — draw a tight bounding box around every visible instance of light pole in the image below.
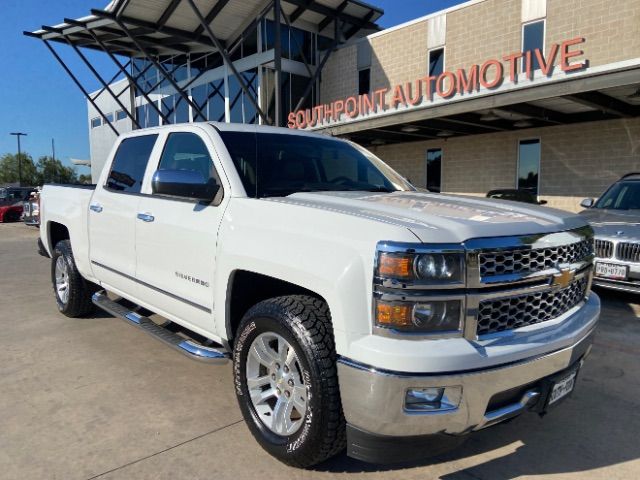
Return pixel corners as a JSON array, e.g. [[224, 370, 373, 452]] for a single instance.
[[10, 132, 27, 187]]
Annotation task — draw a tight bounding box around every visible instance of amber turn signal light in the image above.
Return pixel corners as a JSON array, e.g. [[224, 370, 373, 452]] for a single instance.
[[378, 253, 413, 279], [376, 302, 413, 327]]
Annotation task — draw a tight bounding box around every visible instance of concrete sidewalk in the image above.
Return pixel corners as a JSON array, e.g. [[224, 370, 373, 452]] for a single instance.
[[1, 223, 639, 480]]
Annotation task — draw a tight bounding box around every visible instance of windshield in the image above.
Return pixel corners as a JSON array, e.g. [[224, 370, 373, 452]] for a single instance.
[[218, 131, 414, 198], [594, 181, 640, 210]]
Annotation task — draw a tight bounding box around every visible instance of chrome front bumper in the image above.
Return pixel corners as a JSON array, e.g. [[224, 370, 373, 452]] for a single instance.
[[337, 324, 596, 437]]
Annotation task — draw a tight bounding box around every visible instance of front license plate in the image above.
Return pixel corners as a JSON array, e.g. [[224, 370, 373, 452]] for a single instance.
[[595, 262, 627, 280], [548, 371, 577, 406]]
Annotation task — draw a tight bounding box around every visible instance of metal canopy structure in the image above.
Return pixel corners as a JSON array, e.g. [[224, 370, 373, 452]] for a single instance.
[[25, 0, 383, 132]]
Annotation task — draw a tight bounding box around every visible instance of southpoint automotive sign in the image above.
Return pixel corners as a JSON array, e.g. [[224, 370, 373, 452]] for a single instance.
[[288, 37, 587, 130]]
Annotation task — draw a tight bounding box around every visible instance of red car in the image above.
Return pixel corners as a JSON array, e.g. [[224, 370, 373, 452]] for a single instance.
[[0, 187, 35, 222]]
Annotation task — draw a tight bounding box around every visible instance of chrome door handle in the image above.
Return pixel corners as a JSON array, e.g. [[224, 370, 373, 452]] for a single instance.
[[90, 204, 103, 213], [137, 213, 155, 222]]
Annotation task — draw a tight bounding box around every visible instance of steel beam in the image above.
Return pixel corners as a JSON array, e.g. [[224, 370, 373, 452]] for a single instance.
[[91, 9, 220, 50], [185, 0, 270, 124], [318, 1, 348, 32], [566, 91, 638, 118], [274, 0, 283, 126], [86, 28, 171, 125], [157, 0, 183, 28], [292, 19, 339, 113], [111, 16, 208, 122], [62, 35, 142, 129], [194, 0, 232, 36], [41, 40, 120, 136]]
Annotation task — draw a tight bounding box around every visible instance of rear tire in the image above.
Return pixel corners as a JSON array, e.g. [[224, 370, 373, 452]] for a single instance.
[[233, 295, 345, 468], [5, 210, 19, 222], [51, 240, 96, 317]]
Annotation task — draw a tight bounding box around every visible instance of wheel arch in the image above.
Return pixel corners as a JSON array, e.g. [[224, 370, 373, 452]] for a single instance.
[[225, 270, 330, 345], [47, 221, 70, 251]]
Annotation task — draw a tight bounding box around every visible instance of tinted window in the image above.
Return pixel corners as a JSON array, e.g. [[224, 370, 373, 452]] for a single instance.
[[358, 68, 371, 95], [429, 48, 444, 77], [595, 182, 640, 210], [116, 109, 127, 121], [91, 117, 101, 128], [523, 20, 545, 71], [157, 132, 217, 184], [106, 135, 158, 193], [426, 148, 442, 192], [518, 139, 540, 195], [218, 131, 414, 198]]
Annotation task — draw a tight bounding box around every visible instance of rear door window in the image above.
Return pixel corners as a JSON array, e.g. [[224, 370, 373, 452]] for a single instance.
[[106, 135, 158, 193]]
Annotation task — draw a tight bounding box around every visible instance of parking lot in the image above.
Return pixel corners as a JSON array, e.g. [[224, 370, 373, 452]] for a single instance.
[[1, 222, 639, 480]]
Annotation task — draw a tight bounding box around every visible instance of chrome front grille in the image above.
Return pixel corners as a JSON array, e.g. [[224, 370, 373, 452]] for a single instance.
[[616, 242, 640, 263], [478, 239, 593, 277], [476, 277, 589, 336], [594, 239, 614, 258]]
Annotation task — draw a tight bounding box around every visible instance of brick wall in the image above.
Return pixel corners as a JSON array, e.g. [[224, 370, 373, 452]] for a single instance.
[[546, 0, 640, 68], [370, 117, 640, 212], [319, 0, 640, 105]]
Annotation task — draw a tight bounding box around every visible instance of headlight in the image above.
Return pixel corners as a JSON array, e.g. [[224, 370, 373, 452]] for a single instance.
[[377, 251, 465, 285], [374, 243, 466, 337], [375, 299, 463, 334]]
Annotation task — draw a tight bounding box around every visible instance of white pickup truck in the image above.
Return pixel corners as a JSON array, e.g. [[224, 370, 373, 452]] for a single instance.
[[39, 123, 600, 467]]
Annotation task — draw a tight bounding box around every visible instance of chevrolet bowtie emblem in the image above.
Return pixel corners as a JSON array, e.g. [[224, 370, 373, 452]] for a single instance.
[[552, 268, 576, 289]]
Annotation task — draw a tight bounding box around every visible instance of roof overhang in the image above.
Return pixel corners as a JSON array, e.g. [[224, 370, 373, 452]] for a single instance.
[[24, 0, 383, 58], [318, 61, 640, 146]]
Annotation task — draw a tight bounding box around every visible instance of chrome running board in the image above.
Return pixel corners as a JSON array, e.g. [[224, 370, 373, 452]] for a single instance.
[[92, 291, 229, 364]]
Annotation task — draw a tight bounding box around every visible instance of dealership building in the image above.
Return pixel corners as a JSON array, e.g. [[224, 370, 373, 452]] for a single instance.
[[27, 0, 640, 211]]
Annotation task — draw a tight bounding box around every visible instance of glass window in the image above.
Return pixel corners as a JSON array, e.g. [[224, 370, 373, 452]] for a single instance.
[[106, 135, 158, 193], [522, 20, 545, 71], [517, 139, 540, 195], [116, 109, 127, 121], [104, 113, 114, 123], [218, 131, 414, 198], [595, 182, 640, 210], [358, 68, 371, 95], [91, 117, 101, 128], [428, 48, 444, 77], [426, 149, 442, 192], [157, 132, 217, 186], [136, 103, 159, 128]]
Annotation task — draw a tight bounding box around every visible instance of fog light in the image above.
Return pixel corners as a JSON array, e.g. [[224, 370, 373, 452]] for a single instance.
[[405, 386, 462, 412]]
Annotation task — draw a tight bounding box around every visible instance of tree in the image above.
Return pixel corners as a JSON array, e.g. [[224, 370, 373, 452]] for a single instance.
[[0, 153, 80, 186], [36, 156, 78, 184], [78, 174, 92, 185], [0, 153, 39, 186]]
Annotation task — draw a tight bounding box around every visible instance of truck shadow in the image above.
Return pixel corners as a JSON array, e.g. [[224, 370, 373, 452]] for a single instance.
[[315, 290, 640, 478]]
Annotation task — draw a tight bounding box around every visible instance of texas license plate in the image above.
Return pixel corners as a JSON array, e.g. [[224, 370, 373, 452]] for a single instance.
[[548, 371, 577, 406], [595, 262, 627, 280]]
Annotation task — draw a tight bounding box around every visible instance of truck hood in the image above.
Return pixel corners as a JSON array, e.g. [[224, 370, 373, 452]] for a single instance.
[[269, 191, 587, 243]]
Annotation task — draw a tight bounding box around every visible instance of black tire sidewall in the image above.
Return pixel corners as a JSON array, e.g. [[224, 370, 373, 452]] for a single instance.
[[51, 242, 73, 313], [233, 311, 324, 463]]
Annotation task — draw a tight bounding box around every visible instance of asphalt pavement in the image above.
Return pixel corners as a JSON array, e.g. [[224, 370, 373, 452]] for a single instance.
[[1, 222, 639, 480]]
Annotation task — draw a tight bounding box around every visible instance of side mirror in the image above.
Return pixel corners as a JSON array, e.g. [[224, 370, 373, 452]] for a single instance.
[[580, 198, 594, 209], [152, 169, 219, 203]]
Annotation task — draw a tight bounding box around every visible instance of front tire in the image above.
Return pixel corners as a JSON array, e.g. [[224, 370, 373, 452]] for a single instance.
[[233, 295, 345, 467], [51, 240, 96, 317]]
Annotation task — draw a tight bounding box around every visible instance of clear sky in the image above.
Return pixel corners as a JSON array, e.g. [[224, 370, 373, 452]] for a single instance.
[[0, 0, 464, 170]]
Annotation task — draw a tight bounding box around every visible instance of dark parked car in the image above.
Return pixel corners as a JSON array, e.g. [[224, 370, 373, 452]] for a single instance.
[[580, 173, 640, 294], [486, 189, 547, 205], [0, 187, 35, 223]]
